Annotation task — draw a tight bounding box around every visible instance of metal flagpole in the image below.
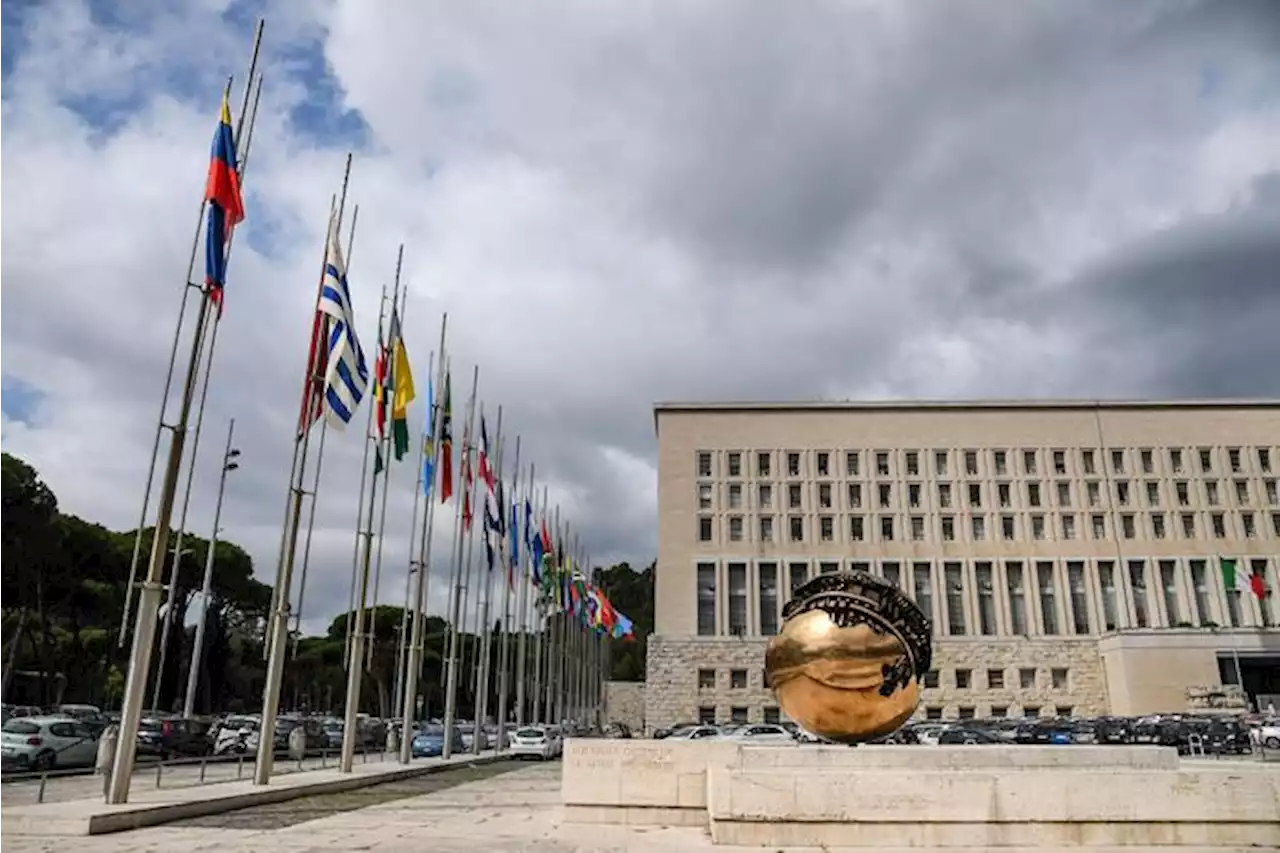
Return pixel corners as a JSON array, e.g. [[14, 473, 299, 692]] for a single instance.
[[365, 248, 407, 680], [107, 25, 264, 804], [293, 206, 360, 667], [399, 318, 449, 763], [441, 366, 480, 758], [256, 161, 356, 786], [494, 439, 522, 745], [513, 462, 535, 727], [181, 419, 239, 719], [473, 410, 505, 746], [544, 506, 561, 724], [531, 486, 548, 723]]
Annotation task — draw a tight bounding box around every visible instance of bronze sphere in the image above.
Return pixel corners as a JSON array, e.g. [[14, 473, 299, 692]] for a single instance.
[[764, 571, 932, 743]]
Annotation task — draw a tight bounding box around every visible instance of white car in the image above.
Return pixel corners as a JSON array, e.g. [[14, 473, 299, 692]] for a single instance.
[[1252, 722, 1280, 750], [725, 724, 797, 745], [509, 726, 562, 760], [1, 715, 99, 771], [665, 725, 721, 741]]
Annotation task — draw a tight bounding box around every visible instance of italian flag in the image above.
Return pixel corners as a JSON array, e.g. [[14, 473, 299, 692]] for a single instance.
[[1220, 557, 1266, 600]]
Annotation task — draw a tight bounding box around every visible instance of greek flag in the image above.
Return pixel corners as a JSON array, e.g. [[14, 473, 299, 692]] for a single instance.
[[318, 220, 368, 427]]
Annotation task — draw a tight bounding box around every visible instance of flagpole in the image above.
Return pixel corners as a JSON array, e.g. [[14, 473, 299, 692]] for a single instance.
[[293, 206, 360, 671], [468, 404, 499, 741], [474, 413, 507, 750], [107, 24, 264, 805], [365, 246, 406, 682], [513, 462, 535, 727], [399, 317, 449, 763], [531, 486, 548, 724], [117, 20, 265, 650], [494, 439, 521, 744]]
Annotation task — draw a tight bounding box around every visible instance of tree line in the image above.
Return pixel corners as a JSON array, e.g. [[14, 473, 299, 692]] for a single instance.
[[1, 452, 653, 718]]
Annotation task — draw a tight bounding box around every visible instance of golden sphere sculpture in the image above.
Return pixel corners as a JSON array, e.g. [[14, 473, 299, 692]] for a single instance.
[[764, 571, 932, 743]]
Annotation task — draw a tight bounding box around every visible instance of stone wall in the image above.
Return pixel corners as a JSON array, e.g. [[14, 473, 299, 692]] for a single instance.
[[644, 634, 1108, 734], [604, 681, 646, 732]]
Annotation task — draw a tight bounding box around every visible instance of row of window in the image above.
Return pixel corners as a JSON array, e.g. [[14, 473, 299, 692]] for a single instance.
[[688, 703, 1071, 726], [694, 556, 1277, 638], [696, 445, 1276, 481], [699, 477, 1280, 514], [698, 508, 1280, 545], [695, 665, 1071, 692]]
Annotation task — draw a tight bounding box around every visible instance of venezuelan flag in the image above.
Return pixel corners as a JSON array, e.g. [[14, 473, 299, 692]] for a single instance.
[[203, 92, 245, 315]]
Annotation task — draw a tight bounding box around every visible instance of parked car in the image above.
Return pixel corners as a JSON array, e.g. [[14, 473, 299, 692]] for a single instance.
[[937, 727, 1003, 745], [509, 725, 563, 760], [410, 725, 465, 758], [136, 716, 215, 759], [665, 725, 721, 741], [1, 715, 99, 771], [724, 724, 796, 745]]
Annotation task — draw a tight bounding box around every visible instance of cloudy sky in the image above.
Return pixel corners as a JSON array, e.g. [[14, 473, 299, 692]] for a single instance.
[[3, 0, 1278, 634]]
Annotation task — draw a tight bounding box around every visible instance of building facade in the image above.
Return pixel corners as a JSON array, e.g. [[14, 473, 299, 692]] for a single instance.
[[646, 400, 1280, 732]]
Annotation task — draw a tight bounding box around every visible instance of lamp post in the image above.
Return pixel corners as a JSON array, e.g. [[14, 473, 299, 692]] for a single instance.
[[181, 419, 240, 719]]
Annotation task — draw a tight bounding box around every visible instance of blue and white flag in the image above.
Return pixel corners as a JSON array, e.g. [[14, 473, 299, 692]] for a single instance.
[[421, 375, 435, 497], [318, 220, 368, 427]]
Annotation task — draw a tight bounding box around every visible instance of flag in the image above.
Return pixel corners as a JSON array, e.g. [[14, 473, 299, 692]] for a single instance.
[[1220, 557, 1248, 595], [461, 443, 474, 531], [318, 218, 369, 427], [296, 287, 328, 437], [508, 498, 520, 589], [613, 612, 635, 641], [530, 520, 545, 587], [439, 372, 453, 502], [389, 307, 415, 460], [421, 376, 435, 497], [203, 91, 245, 316], [478, 417, 496, 491], [372, 329, 388, 475]]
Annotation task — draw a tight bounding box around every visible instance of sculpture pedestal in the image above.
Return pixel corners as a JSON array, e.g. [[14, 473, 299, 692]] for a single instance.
[[561, 740, 1280, 849]]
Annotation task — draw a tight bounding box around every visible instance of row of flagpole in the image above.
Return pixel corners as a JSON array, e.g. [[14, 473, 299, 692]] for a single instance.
[[108, 17, 637, 804]]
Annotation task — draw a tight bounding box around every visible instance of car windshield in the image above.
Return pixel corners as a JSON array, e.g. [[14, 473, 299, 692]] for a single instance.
[[516, 728, 544, 738], [138, 719, 165, 732], [3, 720, 40, 735], [415, 726, 444, 738]]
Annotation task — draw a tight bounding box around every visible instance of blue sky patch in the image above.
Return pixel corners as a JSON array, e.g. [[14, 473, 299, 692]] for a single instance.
[[2, 374, 45, 426]]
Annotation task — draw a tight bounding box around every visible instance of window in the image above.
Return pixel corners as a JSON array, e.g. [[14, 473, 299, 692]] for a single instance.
[[845, 451, 860, 476], [1110, 449, 1125, 474], [971, 515, 986, 540], [880, 516, 895, 541], [965, 450, 978, 475], [1199, 447, 1213, 473], [820, 516, 834, 541], [1055, 706, 1073, 717], [698, 669, 715, 688], [991, 706, 1008, 718], [816, 452, 830, 477], [905, 451, 919, 476], [1023, 705, 1041, 718], [728, 563, 748, 635], [968, 483, 982, 508], [1057, 481, 1071, 506], [788, 483, 802, 509], [1031, 514, 1045, 540], [1140, 448, 1154, 474], [787, 452, 801, 477], [730, 669, 747, 689], [911, 516, 925, 541], [1007, 562, 1028, 635], [699, 516, 713, 542], [975, 562, 997, 635], [728, 483, 742, 509], [850, 560, 870, 574], [938, 483, 952, 508], [994, 450, 1008, 475], [1242, 512, 1256, 539], [1067, 562, 1090, 634], [728, 516, 743, 541], [1086, 481, 1100, 507], [923, 669, 940, 688], [698, 484, 712, 510], [1116, 480, 1130, 506], [1206, 480, 1219, 505], [1273, 512, 1280, 536], [987, 668, 1005, 689], [1257, 447, 1272, 473], [1121, 514, 1136, 539], [789, 516, 804, 542], [955, 668, 971, 689], [1129, 560, 1150, 628], [1181, 513, 1196, 538], [878, 483, 892, 508], [1053, 449, 1067, 474], [1051, 668, 1069, 690], [698, 706, 716, 724], [788, 562, 808, 596], [882, 562, 901, 588], [935, 450, 949, 476], [1023, 449, 1037, 475], [758, 516, 773, 542], [1211, 513, 1226, 538], [1235, 480, 1250, 504], [1019, 668, 1036, 689], [847, 483, 862, 508], [1265, 479, 1278, 504], [1091, 514, 1106, 539], [849, 516, 864, 541], [1098, 561, 1119, 630], [1037, 562, 1059, 635], [945, 563, 966, 636], [908, 483, 921, 507], [763, 707, 780, 724], [727, 452, 742, 477], [697, 563, 717, 636], [1060, 514, 1076, 540], [1229, 447, 1242, 473], [1175, 481, 1189, 506], [819, 561, 839, 575], [1081, 449, 1096, 474], [1253, 559, 1272, 626], [759, 483, 773, 508], [940, 516, 955, 541], [697, 451, 712, 477], [913, 564, 933, 617], [958, 706, 976, 720], [998, 482, 1011, 508], [1150, 513, 1165, 539], [1144, 481, 1159, 506], [757, 451, 771, 477], [730, 707, 748, 724], [1169, 447, 1183, 473], [925, 707, 943, 720], [1001, 515, 1015, 540], [818, 483, 832, 508], [1160, 561, 1180, 625], [1189, 560, 1211, 626], [1028, 482, 1041, 507], [876, 451, 890, 476]]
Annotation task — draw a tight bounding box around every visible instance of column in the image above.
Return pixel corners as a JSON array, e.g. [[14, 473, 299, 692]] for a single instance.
[[962, 560, 980, 637]]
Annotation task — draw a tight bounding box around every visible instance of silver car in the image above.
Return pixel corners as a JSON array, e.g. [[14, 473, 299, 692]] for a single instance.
[[1, 715, 99, 771]]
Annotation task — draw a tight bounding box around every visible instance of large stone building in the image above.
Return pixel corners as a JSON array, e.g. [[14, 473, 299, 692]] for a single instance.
[[645, 399, 1280, 732]]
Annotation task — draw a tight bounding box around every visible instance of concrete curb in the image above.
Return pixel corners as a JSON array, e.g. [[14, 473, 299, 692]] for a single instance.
[[2, 753, 506, 836]]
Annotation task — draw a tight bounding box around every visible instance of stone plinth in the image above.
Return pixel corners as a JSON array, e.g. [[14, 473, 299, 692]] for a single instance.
[[562, 739, 1280, 849]]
